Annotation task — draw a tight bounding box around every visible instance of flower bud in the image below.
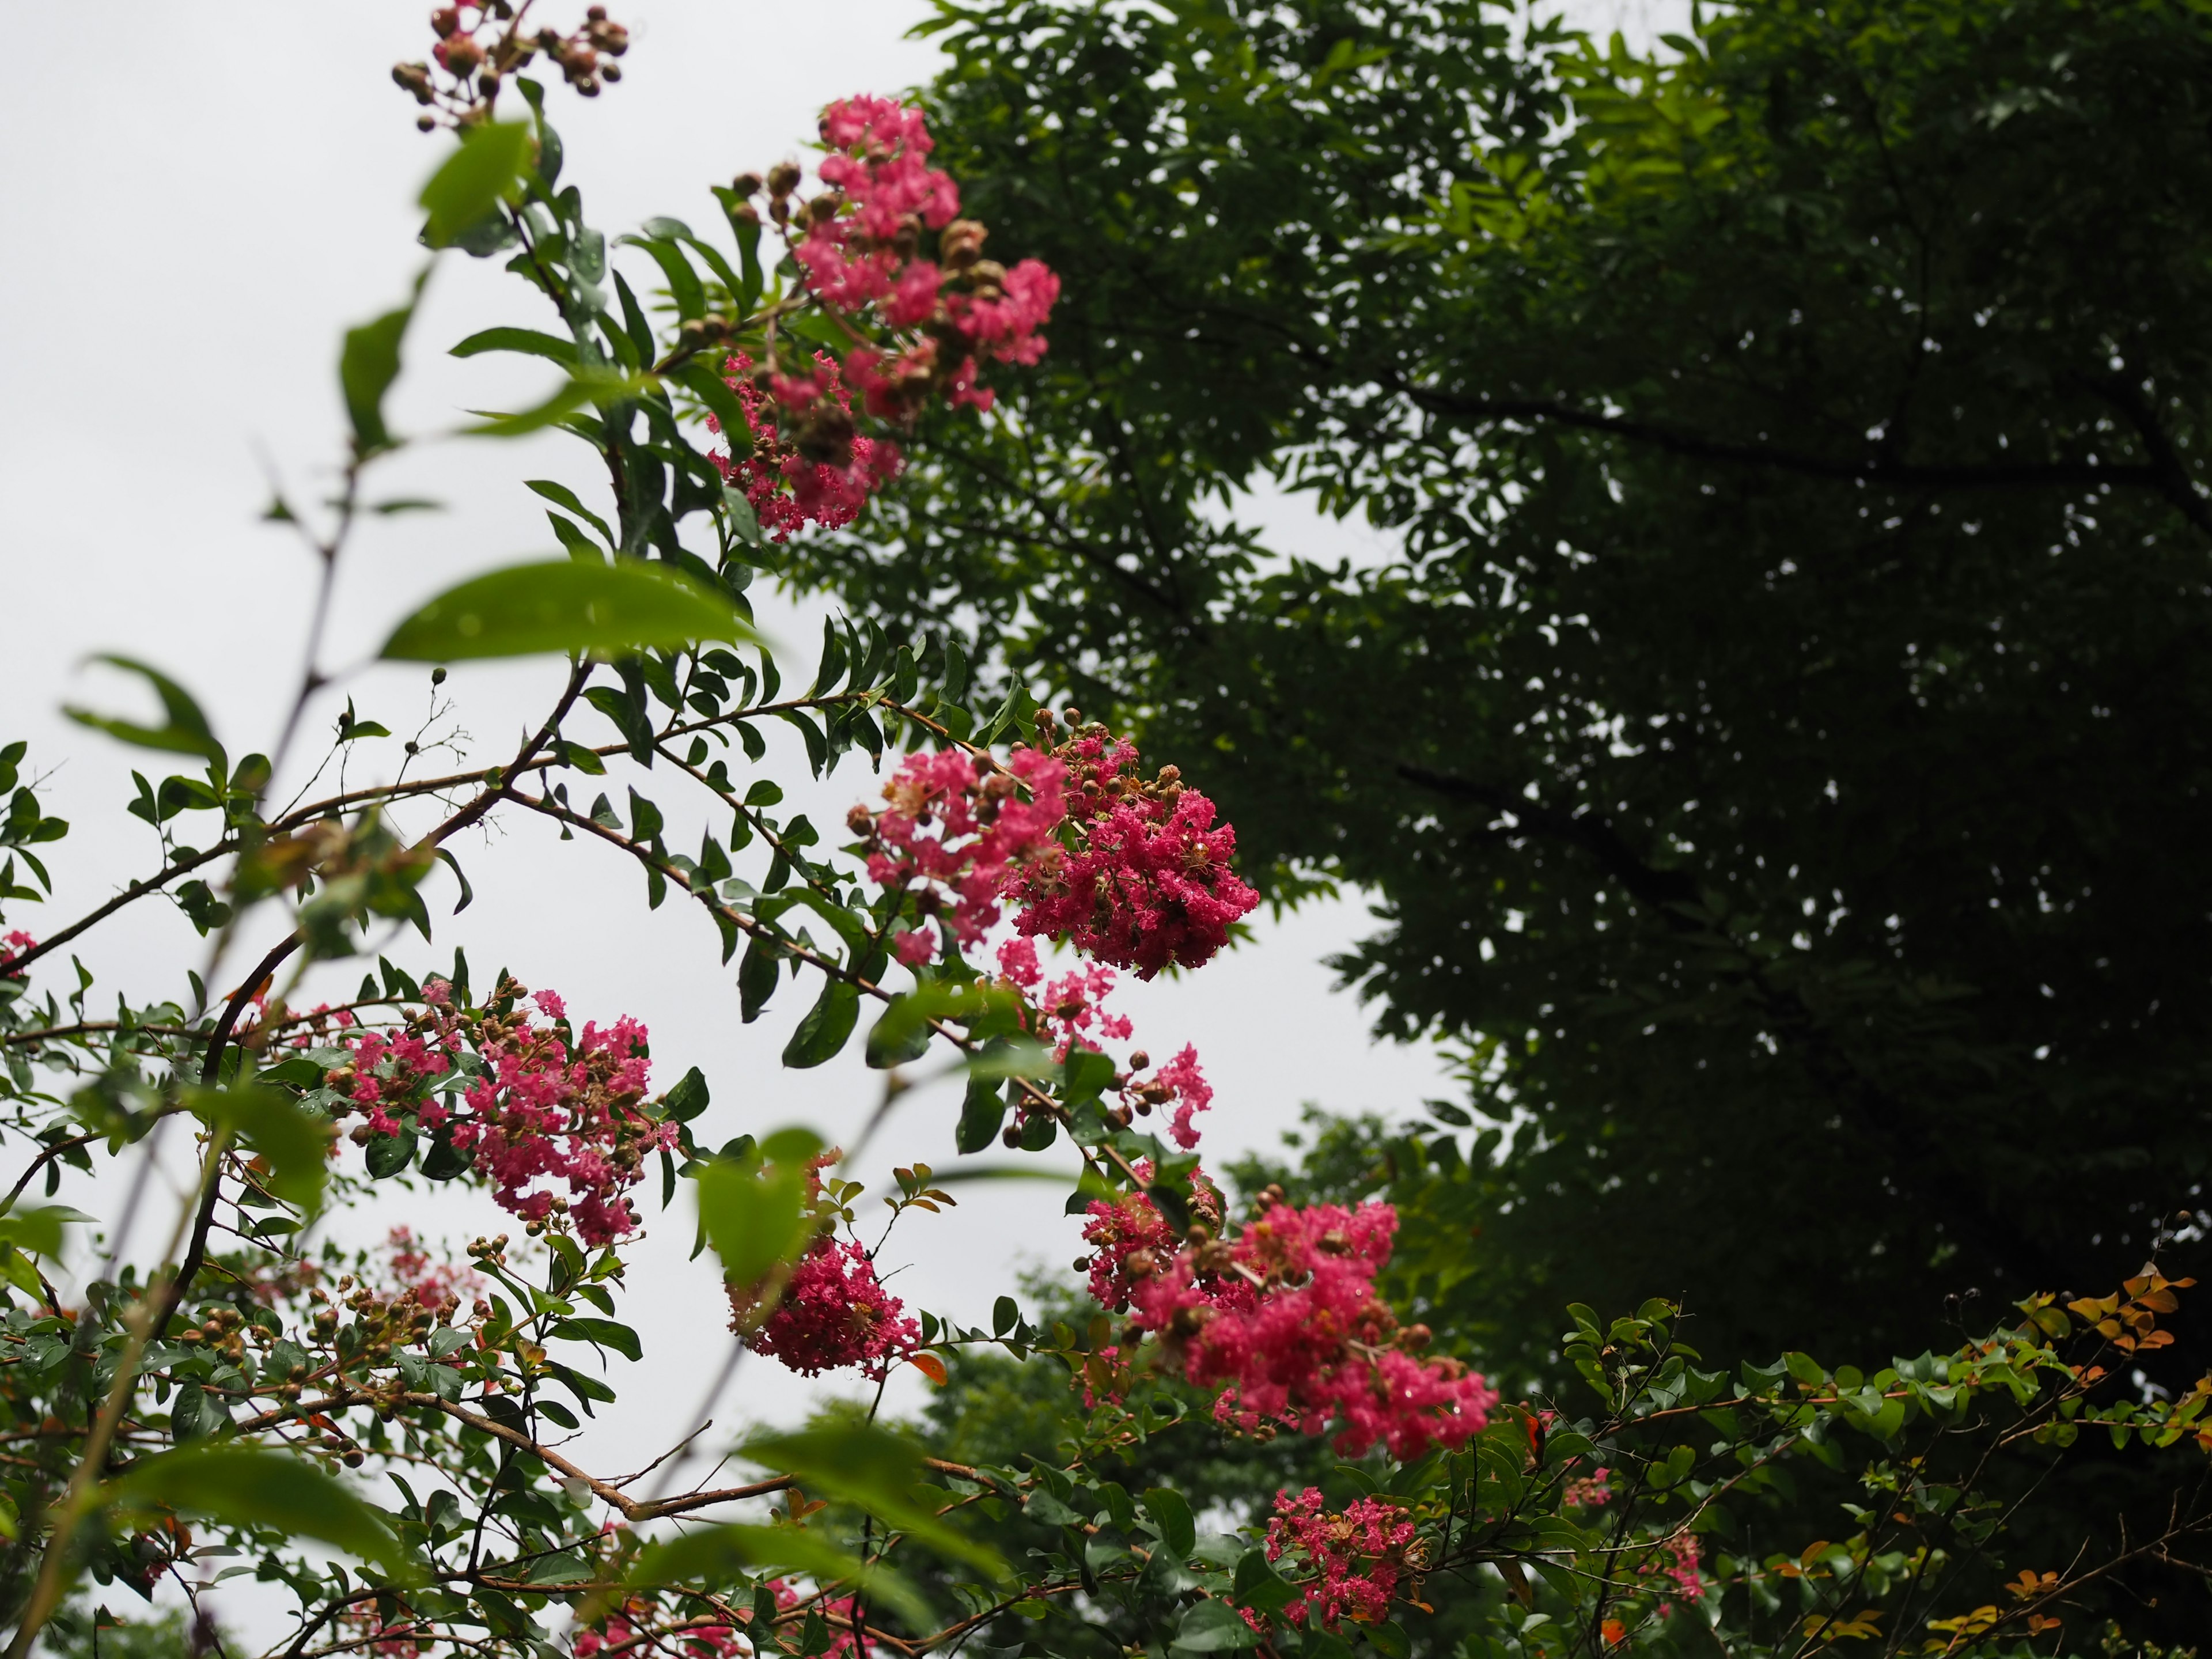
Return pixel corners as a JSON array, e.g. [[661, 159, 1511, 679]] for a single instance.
[[437, 34, 484, 74], [940, 218, 988, 269], [601, 61, 622, 81], [431, 7, 462, 37], [733, 172, 763, 197], [767, 161, 802, 198], [1128, 1049, 1150, 1071], [1001, 1126, 1021, 1149], [586, 2, 608, 16]]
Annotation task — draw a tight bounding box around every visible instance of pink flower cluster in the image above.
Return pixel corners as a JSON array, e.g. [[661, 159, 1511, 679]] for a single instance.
[[1263, 1488, 1421, 1630], [995, 940, 1214, 1148], [1642, 1531, 1705, 1604], [711, 351, 901, 542], [1088, 1191, 1497, 1458], [577, 1581, 857, 1659], [713, 96, 1059, 537], [335, 984, 673, 1248], [0, 930, 34, 976], [385, 1226, 482, 1310], [858, 747, 1067, 961], [1002, 715, 1260, 980], [742, 1236, 920, 1379], [1563, 1467, 1613, 1509], [794, 96, 1059, 414]]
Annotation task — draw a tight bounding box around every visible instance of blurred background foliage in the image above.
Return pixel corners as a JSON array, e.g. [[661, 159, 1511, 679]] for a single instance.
[[777, 0, 2212, 1383]]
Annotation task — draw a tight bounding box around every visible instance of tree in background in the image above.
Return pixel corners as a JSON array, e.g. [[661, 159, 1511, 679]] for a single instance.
[[779, 0, 2212, 1391]]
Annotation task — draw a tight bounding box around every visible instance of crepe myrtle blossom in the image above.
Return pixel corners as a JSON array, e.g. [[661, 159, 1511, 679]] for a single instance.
[[1086, 1185, 1497, 1459], [1263, 1488, 1425, 1630], [737, 1235, 920, 1379], [334, 983, 674, 1248], [709, 96, 1058, 536], [710, 351, 901, 543], [1003, 710, 1260, 980]]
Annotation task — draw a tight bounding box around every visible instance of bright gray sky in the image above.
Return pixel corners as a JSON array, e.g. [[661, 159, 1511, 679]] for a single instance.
[[0, 0, 1680, 1636]]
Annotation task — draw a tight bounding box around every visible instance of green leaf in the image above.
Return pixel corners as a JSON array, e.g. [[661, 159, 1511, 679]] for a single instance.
[[0, 1205, 93, 1258], [548, 1317, 642, 1362], [955, 1074, 1007, 1155], [695, 1132, 820, 1298], [630, 1525, 929, 1627], [339, 275, 425, 454], [420, 121, 535, 248], [525, 479, 615, 544], [1143, 1488, 1196, 1558], [781, 979, 860, 1069], [188, 1085, 337, 1210], [450, 327, 578, 366], [461, 367, 654, 438], [663, 1065, 711, 1123], [1232, 1548, 1296, 1616], [740, 1424, 1006, 1580], [1173, 1600, 1263, 1653], [107, 1445, 414, 1579], [380, 559, 752, 662], [363, 1127, 416, 1179], [64, 656, 225, 766]]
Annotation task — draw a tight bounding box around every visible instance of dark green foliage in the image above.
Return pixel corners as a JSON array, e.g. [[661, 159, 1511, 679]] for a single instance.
[[786, 0, 2212, 1379]]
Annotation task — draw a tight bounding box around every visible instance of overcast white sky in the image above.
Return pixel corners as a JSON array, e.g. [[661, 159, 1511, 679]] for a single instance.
[[0, 0, 1681, 1636]]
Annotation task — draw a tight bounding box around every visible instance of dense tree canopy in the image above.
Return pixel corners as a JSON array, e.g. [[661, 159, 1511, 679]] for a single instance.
[[782, 0, 2212, 1382]]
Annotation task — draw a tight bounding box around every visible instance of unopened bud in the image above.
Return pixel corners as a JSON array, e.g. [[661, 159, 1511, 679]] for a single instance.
[[431, 6, 461, 37], [439, 34, 484, 74], [847, 804, 874, 835], [601, 61, 622, 81], [767, 161, 802, 198], [733, 172, 763, 197], [1063, 706, 1082, 725], [807, 194, 843, 226], [586, 2, 608, 17], [1001, 1126, 1021, 1149], [1401, 1323, 1433, 1350], [729, 200, 760, 230], [1128, 1050, 1149, 1071], [1072, 1256, 1092, 1272]]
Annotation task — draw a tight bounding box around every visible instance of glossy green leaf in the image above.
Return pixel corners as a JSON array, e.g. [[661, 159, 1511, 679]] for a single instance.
[[695, 1130, 820, 1302], [1142, 1488, 1197, 1558], [64, 656, 225, 766], [1174, 1600, 1263, 1653], [107, 1445, 412, 1578], [380, 559, 752, 662], [663, 1065, 711, 1122], [548, 1317, 642, 1362], [339, 275, 425, 454], [188, 1086, 336, 1210], [419, 121, 534, 247], [781, 979, 860, 1069], [0, 1206, 93, 1258], [460, 367, 653, 438], [741, 1424, 1006, 1580], [450, 327, 578, 365]]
